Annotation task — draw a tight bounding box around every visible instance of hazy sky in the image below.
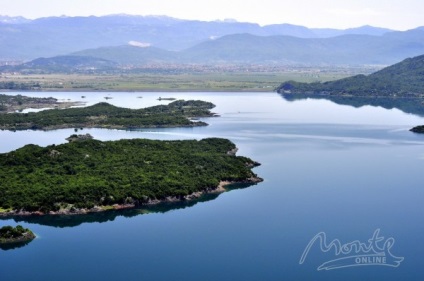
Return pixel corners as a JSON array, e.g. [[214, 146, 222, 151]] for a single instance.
[[1, 0, 423, 30]]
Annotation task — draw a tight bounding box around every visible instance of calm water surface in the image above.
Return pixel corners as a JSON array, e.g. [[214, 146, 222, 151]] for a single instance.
[[1, 92, 424, 281]]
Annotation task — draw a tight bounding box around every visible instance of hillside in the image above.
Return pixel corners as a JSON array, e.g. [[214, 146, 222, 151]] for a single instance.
[[276, 54, 424, 97]]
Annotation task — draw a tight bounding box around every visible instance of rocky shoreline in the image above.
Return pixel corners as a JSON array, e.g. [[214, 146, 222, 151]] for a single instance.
[[39, 120, 210, 131], [0, 177, 263, 217], [0, 117, 212, 131]]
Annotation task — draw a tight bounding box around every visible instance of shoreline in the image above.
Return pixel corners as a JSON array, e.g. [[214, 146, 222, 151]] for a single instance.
[[0, 119, 211, 131], [0, 177, 263, 218], [1, 89, 274, 93]]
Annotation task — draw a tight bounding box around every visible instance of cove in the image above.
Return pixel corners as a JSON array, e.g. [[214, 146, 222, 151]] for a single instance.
[[1, 92, 424, 281]]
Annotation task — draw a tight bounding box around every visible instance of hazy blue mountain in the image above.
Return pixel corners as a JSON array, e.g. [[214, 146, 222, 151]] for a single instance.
[[343, 25, 394, 36], [181, 34, 301, 64], [1, 55, 117, 73], [7, 30, 424, 69], [72, 45, 178, 65], [254, 23, 316, 37], [5, 27, 424, 68], [0, 14, 397, 60], [180, 30, 424, 65], [0, 15, 191, 60], [312, 25, 393, 37]]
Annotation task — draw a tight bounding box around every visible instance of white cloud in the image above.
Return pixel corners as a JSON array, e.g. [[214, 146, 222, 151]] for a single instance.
[[128, 41, 151, 48]]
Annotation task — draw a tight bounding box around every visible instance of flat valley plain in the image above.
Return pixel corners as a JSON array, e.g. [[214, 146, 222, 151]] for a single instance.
[[0, 66, 378, 92]]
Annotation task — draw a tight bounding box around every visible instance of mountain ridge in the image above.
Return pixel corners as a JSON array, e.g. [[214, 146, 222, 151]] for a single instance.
[[72, 30, 424, 66], [3, 30, 424, 73], [0, 14, 400, 60]]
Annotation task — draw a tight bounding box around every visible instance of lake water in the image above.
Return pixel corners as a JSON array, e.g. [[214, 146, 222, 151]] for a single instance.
[[1, 92, 424, 281]]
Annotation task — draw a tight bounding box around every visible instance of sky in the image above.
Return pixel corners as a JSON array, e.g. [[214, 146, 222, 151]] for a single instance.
[[1, 0, 423, 30]]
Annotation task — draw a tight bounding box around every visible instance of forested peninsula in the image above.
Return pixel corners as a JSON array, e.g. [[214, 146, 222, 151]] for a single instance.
[[0, 99, 215, 130], [0, 137, 262, 216], [276, 54, 424, 97]]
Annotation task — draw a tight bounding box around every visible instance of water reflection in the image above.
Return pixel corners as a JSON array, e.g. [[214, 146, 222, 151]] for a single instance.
[[281, 93, 424, 117], [0, 239, 34, 251], [0, 183, 258, 228]]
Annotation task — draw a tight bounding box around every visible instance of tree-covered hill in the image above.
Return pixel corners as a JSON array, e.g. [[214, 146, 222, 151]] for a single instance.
[[0, 100, 215, 130], [276, 54, 424, 97], [0, 137, 262, 214]]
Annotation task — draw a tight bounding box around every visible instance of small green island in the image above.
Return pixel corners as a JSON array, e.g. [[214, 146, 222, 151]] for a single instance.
[[410, 125, 424, 133], [0, 225, 35, 250], [0, 137, 262, 216], [0, 99, 216, 131]]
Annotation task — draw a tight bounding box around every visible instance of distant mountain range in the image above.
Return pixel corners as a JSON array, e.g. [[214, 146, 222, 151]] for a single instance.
[[179, 31, 424, 65], [277, 54, 424, 97], [19, 30, 424, 70], [0, 14, 399, 60], [1, 14, 424, 68]]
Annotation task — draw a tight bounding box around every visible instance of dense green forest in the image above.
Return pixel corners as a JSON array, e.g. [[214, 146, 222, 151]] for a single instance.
[[0, 137, 261, 214], [276, 54, 424, 97], [0, 100, 215, 130]]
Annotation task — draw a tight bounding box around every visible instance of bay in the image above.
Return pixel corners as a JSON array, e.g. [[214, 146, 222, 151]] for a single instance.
[[1, 92, 424, 281]]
